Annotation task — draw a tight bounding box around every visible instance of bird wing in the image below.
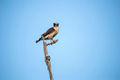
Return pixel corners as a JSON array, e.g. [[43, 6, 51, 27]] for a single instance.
[[42, 27, 55, 37]]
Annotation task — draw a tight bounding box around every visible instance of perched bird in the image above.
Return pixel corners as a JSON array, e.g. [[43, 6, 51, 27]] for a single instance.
[[36, 22, 59, 43]]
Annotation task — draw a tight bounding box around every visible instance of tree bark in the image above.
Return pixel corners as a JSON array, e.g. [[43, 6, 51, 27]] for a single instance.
[[43, 40, 54, 80]]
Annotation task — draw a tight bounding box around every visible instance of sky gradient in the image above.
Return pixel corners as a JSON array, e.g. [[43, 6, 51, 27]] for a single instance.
[[0, 0, 120, 80]]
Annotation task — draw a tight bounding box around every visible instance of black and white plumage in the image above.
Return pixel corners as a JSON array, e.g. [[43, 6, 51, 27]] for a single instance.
[[36, 22, 59, 43]]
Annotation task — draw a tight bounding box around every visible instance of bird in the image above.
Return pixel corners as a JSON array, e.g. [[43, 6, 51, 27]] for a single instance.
[[36, 22, 59, 43]]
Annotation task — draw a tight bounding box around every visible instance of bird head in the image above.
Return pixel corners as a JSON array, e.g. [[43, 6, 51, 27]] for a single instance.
[[53, 22, 59, 27]]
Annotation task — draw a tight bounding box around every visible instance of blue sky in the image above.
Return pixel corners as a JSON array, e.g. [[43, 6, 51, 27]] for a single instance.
[[0, 0, 120, 80]]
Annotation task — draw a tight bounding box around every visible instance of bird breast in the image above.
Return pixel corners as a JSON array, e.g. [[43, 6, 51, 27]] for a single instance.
[[44, 27, 58, 39], [53, 26, 59, 32]]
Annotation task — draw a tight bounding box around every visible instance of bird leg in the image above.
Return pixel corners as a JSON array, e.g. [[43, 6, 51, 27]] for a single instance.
[[48, 38, 53, 43], [50, 40, 54, 43]]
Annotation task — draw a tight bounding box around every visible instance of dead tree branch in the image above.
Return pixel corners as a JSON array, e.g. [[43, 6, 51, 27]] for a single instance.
[[43, 40, 58, 80], [47, 40, 58, 46]]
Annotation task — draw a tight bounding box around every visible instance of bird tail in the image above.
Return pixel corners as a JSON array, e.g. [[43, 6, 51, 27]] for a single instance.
[[36, 37, 42, 43]]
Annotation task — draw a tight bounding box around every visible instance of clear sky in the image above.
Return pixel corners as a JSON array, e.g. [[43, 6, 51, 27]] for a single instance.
[[0, 0, 120, 80]]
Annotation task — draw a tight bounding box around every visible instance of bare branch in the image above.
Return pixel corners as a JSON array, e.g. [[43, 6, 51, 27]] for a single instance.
[[43, 40, 54, 80], [47, 40, 58, 46]]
